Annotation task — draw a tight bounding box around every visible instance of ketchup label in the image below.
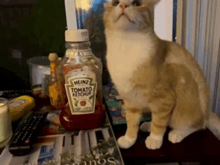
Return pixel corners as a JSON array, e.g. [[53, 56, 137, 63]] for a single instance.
[[65, 69, 97, 115]]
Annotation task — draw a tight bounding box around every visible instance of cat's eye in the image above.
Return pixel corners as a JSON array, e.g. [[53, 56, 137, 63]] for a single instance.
[[112, 0, 119, 6], [132, 0, 141, 6]]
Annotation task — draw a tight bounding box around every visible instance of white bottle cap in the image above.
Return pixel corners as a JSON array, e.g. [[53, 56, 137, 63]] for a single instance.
[[65, 29, 89, 42]]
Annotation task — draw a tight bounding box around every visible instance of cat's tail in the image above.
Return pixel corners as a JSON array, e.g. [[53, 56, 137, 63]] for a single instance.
[[206, 112, 220, 140]]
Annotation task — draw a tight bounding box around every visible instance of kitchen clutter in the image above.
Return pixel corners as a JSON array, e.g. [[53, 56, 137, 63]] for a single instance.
[[25, 29, 105, 131]]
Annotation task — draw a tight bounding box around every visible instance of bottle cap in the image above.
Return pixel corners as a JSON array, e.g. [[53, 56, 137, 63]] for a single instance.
[[65, 29, 89, 42], [48, 53, 58, 62]]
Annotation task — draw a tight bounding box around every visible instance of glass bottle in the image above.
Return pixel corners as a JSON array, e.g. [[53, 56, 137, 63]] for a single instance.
[[48, 53, 59, 109], [57, 29, 105, 131]]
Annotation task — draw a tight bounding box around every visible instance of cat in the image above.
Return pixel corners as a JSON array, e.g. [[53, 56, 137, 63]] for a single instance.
[[103, 0, 220, 150]]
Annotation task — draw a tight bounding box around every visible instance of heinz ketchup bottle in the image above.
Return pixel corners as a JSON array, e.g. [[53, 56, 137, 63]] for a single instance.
[[57, 29, 105, 131]]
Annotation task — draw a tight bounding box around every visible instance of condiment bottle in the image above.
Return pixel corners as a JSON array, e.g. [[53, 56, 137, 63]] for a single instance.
[[48, 53, 59, 108], [57, 29, 105, 131]]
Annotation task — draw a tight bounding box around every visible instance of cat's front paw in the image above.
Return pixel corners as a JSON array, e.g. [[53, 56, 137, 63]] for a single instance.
[[117, 135, 136, 149], [145, 133, 163, 150], [168, 130, 185, 143]]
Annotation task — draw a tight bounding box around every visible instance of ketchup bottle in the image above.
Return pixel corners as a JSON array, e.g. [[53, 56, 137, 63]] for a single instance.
[[57, 29, 105, 131]]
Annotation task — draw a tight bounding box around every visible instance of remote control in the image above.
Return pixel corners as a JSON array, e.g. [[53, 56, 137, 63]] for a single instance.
[[9, 111, 48, 156]]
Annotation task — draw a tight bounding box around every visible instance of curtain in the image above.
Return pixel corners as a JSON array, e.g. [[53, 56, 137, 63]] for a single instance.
[[176, 0, 220, 115]]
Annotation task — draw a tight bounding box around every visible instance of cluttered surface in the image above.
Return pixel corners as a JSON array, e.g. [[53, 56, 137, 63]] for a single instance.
[[2, 90, 220, 165], [0, 29, 124, 165], [0, 106, 124, 165]]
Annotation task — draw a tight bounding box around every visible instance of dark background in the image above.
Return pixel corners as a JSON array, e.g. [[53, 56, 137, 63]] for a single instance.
[[0, 0, 66, 91]]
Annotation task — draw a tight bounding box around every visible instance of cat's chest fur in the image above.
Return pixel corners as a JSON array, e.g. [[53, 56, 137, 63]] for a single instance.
[[106, 31, 153, 95]]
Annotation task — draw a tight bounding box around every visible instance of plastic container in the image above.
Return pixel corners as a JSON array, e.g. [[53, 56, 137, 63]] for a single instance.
[[27, 56, 50, 96], [9, 95, 35, 122]]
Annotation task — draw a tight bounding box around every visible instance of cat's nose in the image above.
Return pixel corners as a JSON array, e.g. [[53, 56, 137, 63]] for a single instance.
[[120, 4, 129, 12]]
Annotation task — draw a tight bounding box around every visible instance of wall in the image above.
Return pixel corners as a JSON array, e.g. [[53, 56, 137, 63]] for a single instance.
[[154, 0, 173, 41]]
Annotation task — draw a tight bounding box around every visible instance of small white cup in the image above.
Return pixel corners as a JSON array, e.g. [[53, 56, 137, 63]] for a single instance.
[[0, 98, 12, 148]]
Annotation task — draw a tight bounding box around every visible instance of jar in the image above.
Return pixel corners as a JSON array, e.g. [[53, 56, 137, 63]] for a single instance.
[[0, 98, 12, 148]]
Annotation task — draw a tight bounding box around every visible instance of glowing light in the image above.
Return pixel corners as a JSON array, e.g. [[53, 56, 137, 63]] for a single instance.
[[76, 0, 92, 11]]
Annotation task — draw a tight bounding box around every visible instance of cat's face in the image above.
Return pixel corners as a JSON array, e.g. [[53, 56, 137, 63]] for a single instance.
[[104, 0, 160, 31]]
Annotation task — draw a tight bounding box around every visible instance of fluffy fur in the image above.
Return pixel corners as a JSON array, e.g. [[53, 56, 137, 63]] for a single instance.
[[104, 0, 220, 150]]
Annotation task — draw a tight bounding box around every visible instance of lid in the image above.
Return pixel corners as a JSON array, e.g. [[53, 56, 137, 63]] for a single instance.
[[48, 53, 58, 62], [0, 98, 8, 113], [65, 29, 89, 42]]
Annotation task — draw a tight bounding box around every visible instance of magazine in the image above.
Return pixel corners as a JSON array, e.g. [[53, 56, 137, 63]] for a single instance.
[[104, 83, 151, 125], [8, 110, 76, 146], [0, 113, 125, 165], [35, 137, 56, 146], [38, 110, 79, 138], [13, 106, 115, 146]]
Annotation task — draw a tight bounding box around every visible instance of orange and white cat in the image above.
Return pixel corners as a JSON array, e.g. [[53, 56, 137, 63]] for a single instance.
[[104, 0, 220, 150]]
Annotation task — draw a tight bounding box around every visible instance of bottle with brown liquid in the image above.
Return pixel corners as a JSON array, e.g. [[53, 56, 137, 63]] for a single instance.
[[57, 29, 105, 131], [48, 53, 60, 109]]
